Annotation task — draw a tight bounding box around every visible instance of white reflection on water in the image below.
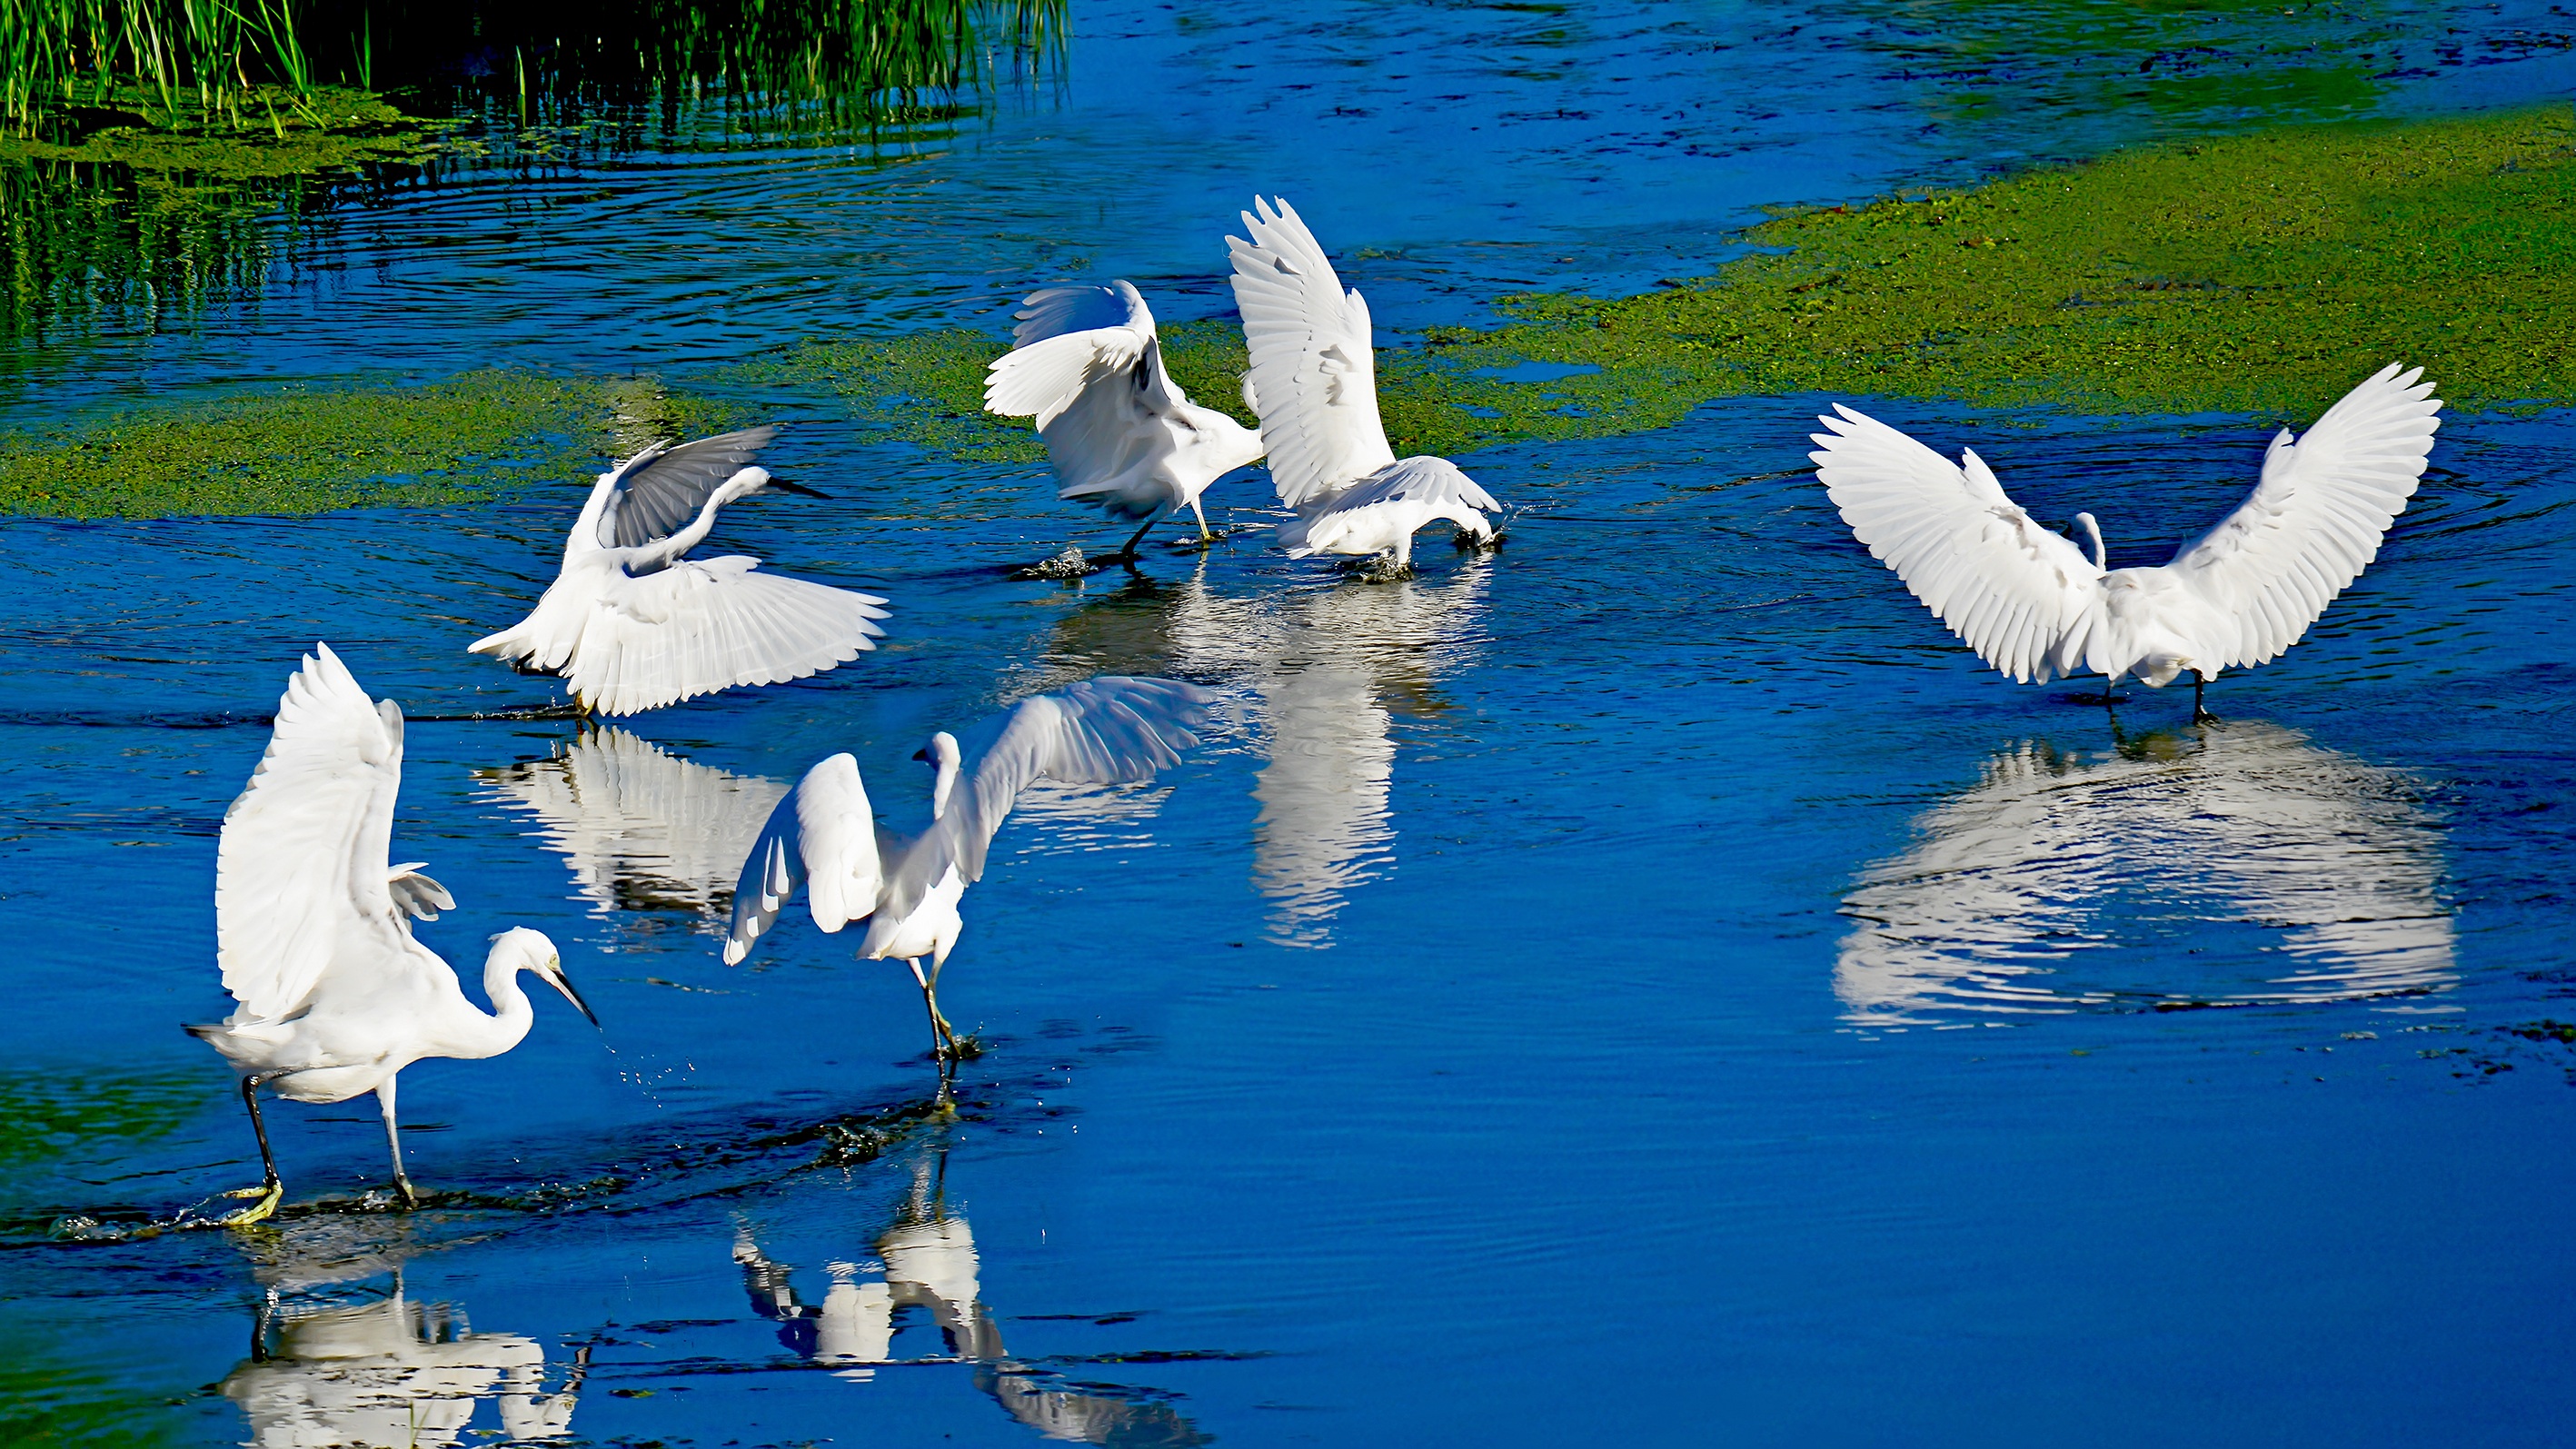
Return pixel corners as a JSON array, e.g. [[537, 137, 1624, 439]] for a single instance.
[[476, 726, 787, 921], [1836, 720, 2456, 1027], [1039, 559, 1490, 946], [221, 1223, 585, 1446], [736, 1150, 1208, 1444]]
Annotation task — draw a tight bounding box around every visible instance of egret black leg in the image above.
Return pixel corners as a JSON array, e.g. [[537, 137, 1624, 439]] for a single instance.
[[2193, 675, 2218, 725], [907, 958, 957, 1062], [220, 1075, 286, 1226], [243, 1074, 281, 1190], [378, 1077, 416, 1208]]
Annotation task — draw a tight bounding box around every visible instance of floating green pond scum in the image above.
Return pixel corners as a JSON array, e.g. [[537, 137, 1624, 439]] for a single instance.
[[0, 374, 743, 520], [761, 104, 2576, 462], [9, 106, 2571, 519]]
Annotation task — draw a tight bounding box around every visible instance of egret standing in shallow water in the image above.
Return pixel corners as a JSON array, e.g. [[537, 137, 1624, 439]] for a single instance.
[[189, 645, 597, 1224], [470, 425, 891, 717], [1809, 362, 2442, 718], [983, 280, 1266, 559], [1228, 197, 1502, 571], [722, 676, 1214, 1065]]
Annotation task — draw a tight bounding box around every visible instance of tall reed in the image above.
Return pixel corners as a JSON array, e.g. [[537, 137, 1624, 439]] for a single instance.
[[3, 0, 1067, 139]]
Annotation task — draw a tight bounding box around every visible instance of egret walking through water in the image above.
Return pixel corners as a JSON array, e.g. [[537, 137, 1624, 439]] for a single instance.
[[188, 645, 598, 1224], [721, 676, 1214, 1066], [469, 425, 891, 716], [1808, 362, 2442, 718], [1228, 197, 1502, 571], [983, 280, 1266, 560]]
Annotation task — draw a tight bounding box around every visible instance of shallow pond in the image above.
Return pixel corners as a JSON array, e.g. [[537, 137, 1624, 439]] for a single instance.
[[4, 3, 2574, 1445]]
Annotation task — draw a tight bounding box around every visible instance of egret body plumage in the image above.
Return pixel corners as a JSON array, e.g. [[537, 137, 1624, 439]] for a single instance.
[[1810, 362, 2442, 716], [1227, 198, 1502, 568], [983, 280, 1266, 558], [470, 426, 890, 717], [189, 645, 597, 1223], [722, 677, 1213, 1064]]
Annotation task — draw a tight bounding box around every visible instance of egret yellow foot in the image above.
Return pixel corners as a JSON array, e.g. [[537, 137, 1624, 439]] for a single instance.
[[220, 1182, 283, 1226]]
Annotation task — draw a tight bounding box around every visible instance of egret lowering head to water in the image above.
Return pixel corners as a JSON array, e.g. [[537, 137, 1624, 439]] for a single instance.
[[983, 280, 1266, 559], [469, 426, 891, 716], [1228, 198, 1502, 571], [188, 645, 598, 1224], [1809, 363, 2442, 718], [722, 676, 1214, 1065]]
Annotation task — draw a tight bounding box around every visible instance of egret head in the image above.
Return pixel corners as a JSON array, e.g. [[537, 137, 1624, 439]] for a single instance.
[[488, 928, 598, 1027]]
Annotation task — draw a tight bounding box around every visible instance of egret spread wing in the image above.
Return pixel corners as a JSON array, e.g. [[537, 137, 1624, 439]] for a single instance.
[[724, 754, 883, 964], [1008, 280, 1151, 348], [215, 644, 408, 1022], [598, 426, 781, 550], [2168, 362, 2442, 669], [1282, 455, 1498, 556], [575, 557, 890, 717], [1228, 197, 1397, 509], [1812, 404, 2106, 684], [882, 677, 1215, 918]]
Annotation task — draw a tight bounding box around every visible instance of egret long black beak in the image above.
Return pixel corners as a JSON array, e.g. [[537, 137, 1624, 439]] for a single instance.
[[548, 962, 602, 1027], [912, 747, 932, 763], [761, 478, 832, 500]]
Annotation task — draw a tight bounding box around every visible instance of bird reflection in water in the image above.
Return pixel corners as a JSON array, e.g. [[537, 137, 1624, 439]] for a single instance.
[[1837, 720, 2455, 1027], [1036, 559, 1490, 946], [735, 1144, 1209, 1445], [220, 1216, 588, 1446], [477, 726, 787, 921]]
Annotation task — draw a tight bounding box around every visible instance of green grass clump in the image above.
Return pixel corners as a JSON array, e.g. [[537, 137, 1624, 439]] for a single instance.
[[0, 84, 453, 175], [0, 372, 740, 519], [1410, 104, 2576, 444], [792, 106, 2576, 466]]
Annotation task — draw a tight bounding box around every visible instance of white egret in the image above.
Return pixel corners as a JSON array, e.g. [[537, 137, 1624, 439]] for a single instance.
[[1227, 198, 1502, 569], [188, 645, 598, 1224], [469, 425, 891, 717], [1810, 362, 2442, 718], [722, 676, 1214, 1062], [983, 280, 1266, 558]]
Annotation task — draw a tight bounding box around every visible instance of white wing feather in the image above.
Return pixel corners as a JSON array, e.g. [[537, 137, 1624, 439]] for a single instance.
[[880, 677, 1215, 921], [723, 753, 882, 965], [214, 644, 409, 1022], [1282, 456, 1498, 557], [1227, 197, 1397, 509], [1812, 405, 2106, 684], [574, 558, 890, 717], [2168, 362, 2442, 669]]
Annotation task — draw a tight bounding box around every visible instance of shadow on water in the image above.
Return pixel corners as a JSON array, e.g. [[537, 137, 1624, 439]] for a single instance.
[[736, 1137, 1217, 1445], [1835, 718, 2458, 1029], [476, 725, 788, 924], [1030, 554, 1492, 947], [221, 1216, 591, 1446]]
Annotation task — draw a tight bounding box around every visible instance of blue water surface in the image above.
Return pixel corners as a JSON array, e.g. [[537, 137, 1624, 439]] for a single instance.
[[4, 3, 2574, 1446]]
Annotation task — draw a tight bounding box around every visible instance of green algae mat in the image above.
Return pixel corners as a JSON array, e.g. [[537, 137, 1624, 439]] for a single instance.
[[8, 104, 2571, 520]]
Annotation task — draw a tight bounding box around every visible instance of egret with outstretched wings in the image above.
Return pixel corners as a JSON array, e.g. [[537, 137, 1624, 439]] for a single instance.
[[1228, 198, 1501, 569], [1810, 363, 2442, 715], [722, 676, 1213, 1066], [984, 281, 1266, 558], [188, 645, 597, 1223], [470, 426, 891, 716]]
